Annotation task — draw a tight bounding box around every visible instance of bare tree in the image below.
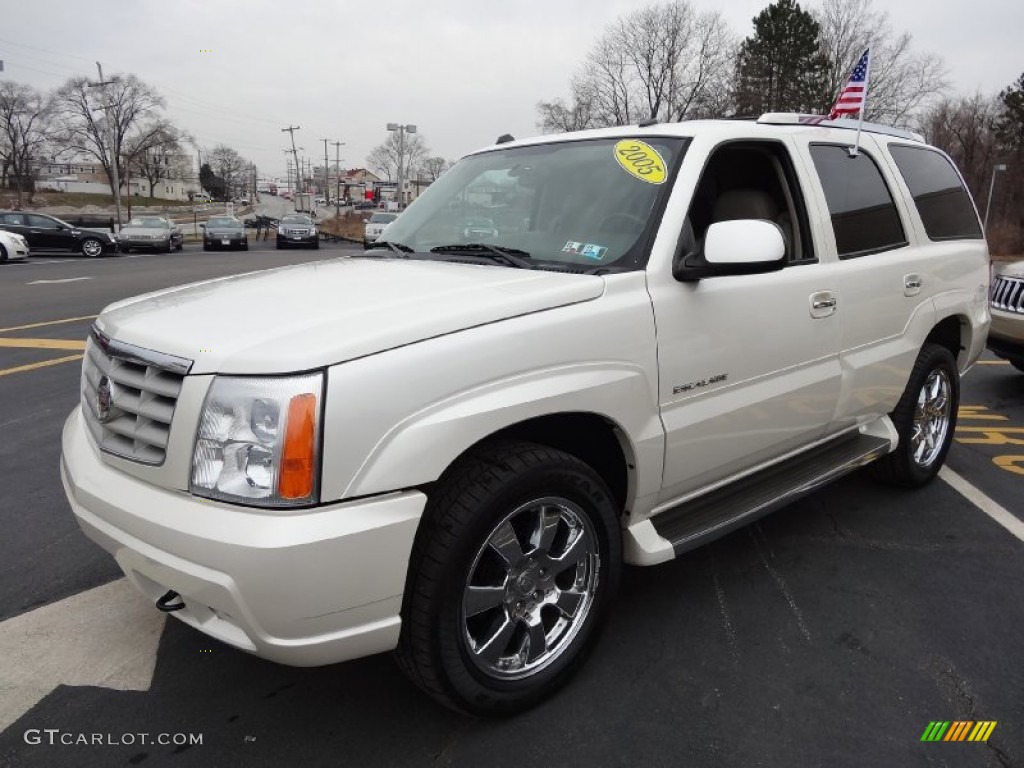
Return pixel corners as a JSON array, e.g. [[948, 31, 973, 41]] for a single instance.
[[366, 131, 428, 181], [208, 144, 246, 199], [815, 0, 947, 123], [0, 82, 52, 205], [917, 94, 1000, 202], [418, 156, 454, 182], [129, 121, 190, 198], [51, 74, 165, 200], [537, 1, 736, 130]]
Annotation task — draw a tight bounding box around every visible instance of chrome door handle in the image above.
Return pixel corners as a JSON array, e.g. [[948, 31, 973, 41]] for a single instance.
[[904, 273, 923, 296], [809, 291, 838, 318]]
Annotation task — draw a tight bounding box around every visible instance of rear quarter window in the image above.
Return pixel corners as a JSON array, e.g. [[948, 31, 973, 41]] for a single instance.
[[888, 144, 983, 240]]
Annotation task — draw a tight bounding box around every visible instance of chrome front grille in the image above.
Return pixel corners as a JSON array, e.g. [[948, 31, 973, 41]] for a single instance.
[[81, 328, 193, 465], [991, 275, 1024, 315]]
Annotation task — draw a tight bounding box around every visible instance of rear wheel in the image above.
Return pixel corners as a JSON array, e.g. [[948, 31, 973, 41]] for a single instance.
[[872, 343, 959, 487], [396, 440, 621, 716]]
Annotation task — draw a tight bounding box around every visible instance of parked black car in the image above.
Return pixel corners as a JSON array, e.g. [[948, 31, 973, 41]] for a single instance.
[[118, 216, 183, 253], [202, 216, 248, 251], [0, 211, 120, 257]]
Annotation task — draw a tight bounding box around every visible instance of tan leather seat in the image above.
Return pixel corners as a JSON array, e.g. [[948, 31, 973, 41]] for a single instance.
[[712, 189, 791, 259]]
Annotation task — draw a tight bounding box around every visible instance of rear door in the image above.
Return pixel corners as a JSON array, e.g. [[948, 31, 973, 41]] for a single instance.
[[796, 134, 935, 433]]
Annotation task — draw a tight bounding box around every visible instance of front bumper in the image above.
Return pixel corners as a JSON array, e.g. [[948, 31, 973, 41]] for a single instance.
[[204, 235, 246, 248], [988, 307, 1024, 363], [277, 232, 318, 246], [121, 237, 171, 250], [60, 407, 425, 666]]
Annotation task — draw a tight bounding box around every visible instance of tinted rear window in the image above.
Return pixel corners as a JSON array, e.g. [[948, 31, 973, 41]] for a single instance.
[[888, 145, 982, 240], [809, 145, 906, 258]]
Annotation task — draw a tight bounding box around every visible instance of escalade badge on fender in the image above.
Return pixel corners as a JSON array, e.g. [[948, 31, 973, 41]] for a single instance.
[[97, 376, 113, 422]]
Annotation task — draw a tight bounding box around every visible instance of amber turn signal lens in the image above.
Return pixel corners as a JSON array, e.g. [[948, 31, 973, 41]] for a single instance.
[[278, 393, 317, 499]]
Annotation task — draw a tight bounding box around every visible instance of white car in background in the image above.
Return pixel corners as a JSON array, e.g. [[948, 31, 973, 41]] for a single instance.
[[363, 212, 398, 248], [0, 228, 29, 262]]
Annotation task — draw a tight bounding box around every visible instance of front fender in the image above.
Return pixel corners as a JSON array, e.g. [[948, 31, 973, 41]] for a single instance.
[[342, 362, 664, 503]]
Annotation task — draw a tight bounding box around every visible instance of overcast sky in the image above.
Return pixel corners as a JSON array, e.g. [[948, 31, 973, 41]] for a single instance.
[[1, 0, 1020, 180]]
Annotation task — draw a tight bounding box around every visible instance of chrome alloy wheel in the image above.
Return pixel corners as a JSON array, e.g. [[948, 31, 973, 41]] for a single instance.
[[911, 368, 952, 468], [81, 239, 103, 257], [461, 497, 600, 680]]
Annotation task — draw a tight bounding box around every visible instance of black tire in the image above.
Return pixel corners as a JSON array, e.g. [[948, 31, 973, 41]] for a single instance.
[[80, 237, 103, 258], [1011, 360, 1024, 374], [241, 242, 249, 251], [311, 240, 319, 250], [396, 440, 621, 716], [276, 241, 285, 250], [872, 343, 959, 488], [202, 243, 210, 252], [0, 244, 7, 263]]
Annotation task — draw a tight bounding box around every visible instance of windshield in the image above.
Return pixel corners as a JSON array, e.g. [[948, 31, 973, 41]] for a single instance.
[[379, 136, 686, 269], [369, 213, 397, 224], [126, 217, 168, 228], [207, 217, 240, 227], [281, 215, 312, 224]]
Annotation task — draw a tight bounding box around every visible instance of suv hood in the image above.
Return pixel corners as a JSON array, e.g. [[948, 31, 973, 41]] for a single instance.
[[96, 258, 605, 374]]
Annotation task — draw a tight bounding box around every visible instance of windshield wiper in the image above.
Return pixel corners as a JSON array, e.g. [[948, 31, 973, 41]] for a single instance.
[[366, 240, 415, 255], [429, 243, 533, 268]]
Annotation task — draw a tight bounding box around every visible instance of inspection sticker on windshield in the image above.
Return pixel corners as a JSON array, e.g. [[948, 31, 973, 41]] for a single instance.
[[614, 140, 667, 184], [563, 241, 608, 261]]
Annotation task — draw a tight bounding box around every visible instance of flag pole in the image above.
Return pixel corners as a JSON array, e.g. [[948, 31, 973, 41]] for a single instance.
[[850, 46, 871, 157]]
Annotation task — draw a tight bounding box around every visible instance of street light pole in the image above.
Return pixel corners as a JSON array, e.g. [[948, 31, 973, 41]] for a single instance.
[[984, 163, 1007, 232], [387, 123, 416, 209]]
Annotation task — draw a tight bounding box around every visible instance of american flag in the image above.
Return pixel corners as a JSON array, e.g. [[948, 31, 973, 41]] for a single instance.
[[829, 48, 870, 120]]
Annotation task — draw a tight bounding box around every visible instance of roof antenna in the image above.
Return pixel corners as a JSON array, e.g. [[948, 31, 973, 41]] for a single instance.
[[496, 134, 515, 144]]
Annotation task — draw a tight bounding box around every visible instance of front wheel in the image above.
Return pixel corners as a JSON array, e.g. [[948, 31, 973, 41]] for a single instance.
[[396, 440, 621, 716], [872, 343, 959, 487], [80, 238, 103, 258]]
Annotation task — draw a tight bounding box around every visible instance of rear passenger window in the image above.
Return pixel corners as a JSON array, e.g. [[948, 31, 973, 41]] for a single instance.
[[888, 145, 982, 240], [809, 145, 906, 258]]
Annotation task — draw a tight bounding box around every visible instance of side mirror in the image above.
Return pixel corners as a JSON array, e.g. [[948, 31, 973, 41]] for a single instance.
[[200, 223, 206, 229], [673, 219, 786, 282]]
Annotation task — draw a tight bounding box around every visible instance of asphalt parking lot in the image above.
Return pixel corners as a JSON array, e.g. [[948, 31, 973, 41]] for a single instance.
[[0, 246, 1021, 767]]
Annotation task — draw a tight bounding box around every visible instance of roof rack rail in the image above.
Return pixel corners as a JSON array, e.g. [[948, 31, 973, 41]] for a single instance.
[[756, 113, 925, 143]]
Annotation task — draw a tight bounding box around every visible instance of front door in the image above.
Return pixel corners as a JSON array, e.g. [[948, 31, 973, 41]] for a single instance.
[[649, 139, 843, 503]]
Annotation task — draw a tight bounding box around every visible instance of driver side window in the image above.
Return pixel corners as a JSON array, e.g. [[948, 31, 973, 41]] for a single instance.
[[685, 141, 814, 265], [27, 214, 57, 229]]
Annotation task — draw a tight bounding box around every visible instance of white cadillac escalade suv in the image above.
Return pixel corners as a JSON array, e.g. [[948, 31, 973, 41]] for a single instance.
[[61, 114, 991, 715]]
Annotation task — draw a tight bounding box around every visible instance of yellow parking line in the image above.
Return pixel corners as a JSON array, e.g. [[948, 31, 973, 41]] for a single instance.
[[977, 360, 1009, 365], [0, 338, 87, 351], [0, 315, 97, 334], [0, 354, 83, 377]]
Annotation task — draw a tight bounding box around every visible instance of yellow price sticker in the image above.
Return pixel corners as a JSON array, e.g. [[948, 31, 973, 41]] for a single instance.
[[614, 140, 667, 185]]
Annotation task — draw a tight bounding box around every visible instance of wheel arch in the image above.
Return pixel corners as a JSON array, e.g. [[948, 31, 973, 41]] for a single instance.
[[925, 313, 969, 368], [437, 412, 636, 516]]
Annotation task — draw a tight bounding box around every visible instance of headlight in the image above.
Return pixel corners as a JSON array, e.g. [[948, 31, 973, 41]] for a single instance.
[[191, 373, 323, 507]]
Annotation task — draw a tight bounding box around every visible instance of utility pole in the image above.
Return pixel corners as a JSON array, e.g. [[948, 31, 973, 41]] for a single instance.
[[331, 140, 344, 216], [89, 62, 123, 230], [321, 138, 330, 200], [282, 125, 301, 195]]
